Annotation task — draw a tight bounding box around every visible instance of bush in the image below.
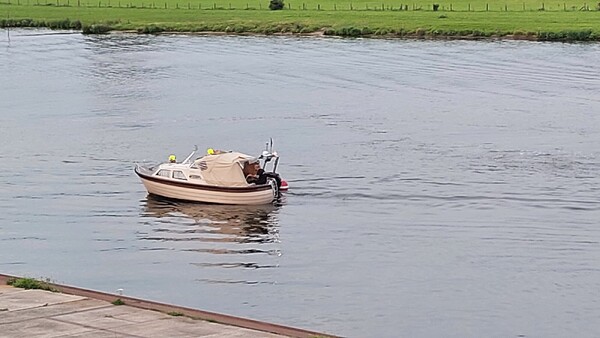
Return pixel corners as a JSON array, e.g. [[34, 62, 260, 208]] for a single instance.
[[361, 27, 373, 35], [139, 24, 164, 34], [82, 24, 112, 34], [269, 0, 284, 10], [415, 28, 427, 36], [47, 19, 80, 30], [538, 29, 596, 41], [7, 278, 56, 291], [323, 28, 336, 35], [112, 298, 125, 305], [0, 18, 80, 29]]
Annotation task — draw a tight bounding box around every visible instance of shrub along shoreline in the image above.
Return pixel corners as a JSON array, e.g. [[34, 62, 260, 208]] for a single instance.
[[1, 4, 600, 41]]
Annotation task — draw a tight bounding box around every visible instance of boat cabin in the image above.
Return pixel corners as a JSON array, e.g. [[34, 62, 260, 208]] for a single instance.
[[151, 152, 258, 187]]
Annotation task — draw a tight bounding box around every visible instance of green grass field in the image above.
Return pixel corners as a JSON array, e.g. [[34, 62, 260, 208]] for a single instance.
[[1, 0, 600, 40], [3, 0, 600, 11]]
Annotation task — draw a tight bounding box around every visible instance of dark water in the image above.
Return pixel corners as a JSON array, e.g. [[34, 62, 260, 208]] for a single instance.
[[1, 30, 600, 337]]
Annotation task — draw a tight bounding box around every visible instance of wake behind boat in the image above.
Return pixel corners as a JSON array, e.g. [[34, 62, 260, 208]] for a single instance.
[[135, 143, 286, 205]]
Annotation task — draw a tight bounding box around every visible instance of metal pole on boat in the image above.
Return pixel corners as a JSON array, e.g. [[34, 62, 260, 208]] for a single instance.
[[182, 145, 198, 165]]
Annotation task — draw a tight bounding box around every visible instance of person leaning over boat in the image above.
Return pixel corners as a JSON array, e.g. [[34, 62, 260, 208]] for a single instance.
[[207, 148, 227, 155], [244, 160, 282, 188]]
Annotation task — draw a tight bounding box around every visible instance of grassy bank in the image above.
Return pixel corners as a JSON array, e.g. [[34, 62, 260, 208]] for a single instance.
[[1, 2, 600, 40]]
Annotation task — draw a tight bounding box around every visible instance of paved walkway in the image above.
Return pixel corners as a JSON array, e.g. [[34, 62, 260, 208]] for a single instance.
[[0, 285, 292, 338]]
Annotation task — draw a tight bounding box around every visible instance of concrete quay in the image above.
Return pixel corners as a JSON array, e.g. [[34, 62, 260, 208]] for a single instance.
[[0, 274, 336, 338]]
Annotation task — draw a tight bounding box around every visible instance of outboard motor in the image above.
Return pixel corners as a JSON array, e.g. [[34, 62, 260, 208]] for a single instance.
[[257, 138, 283, 195]]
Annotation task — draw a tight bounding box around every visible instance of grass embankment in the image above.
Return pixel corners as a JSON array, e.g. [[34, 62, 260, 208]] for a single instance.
[[1, 0, 600, 40]]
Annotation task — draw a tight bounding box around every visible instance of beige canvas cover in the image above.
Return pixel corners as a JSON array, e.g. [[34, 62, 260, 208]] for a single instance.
[[193, 152, 255, 187]]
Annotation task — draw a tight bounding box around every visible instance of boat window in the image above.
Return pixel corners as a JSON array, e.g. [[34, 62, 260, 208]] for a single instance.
[[172, 171, 187, 180], [156, 169, 171, 177], [190, 161, 208, 171]]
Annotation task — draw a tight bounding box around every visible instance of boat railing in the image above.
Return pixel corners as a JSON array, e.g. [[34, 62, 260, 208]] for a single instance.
[[135, 163, 155, 175], [261, 138, 280, 172], [181, 146, 198, 166], [259, 151, 280, 173]]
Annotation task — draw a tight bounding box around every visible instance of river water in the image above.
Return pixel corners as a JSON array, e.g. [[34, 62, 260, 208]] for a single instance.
[[1, 30, 599, 337]]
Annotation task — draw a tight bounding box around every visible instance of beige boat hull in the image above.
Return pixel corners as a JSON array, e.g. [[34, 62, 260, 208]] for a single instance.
[[137, 170, 276, 205]]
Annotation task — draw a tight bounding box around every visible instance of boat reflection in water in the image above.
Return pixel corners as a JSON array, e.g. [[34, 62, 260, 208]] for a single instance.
[[139, 195, 282, 284]]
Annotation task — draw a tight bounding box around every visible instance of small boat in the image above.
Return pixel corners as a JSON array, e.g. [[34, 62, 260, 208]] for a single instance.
[[135, 143, 284, 205]]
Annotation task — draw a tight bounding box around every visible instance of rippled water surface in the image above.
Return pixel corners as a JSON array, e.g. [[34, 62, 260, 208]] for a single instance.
[[1, 30, 600, 337]]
